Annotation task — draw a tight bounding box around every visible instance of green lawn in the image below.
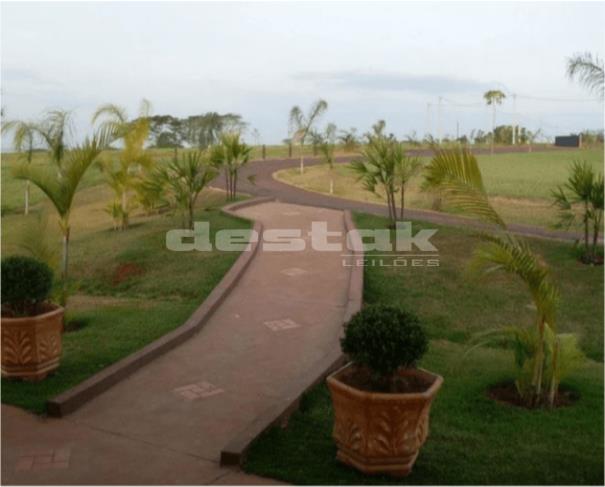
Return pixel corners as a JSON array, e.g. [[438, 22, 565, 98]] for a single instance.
[[244, 212, 604, 485], [273, 148, 604, 229], [1, 179, 251, 413]]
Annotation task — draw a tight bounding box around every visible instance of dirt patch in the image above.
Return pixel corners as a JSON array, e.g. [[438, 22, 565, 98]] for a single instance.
[[338, 366, 434, 394], [488, 381, 579, 409], [112, 262, 145, 285], [67, 294, 155, 312]]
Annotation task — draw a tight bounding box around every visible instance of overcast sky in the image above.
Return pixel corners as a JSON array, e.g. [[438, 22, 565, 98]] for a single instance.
[[1, 1, 604, 146]]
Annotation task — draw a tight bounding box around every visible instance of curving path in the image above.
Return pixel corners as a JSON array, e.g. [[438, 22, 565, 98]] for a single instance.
[[1, 201, 353, 485], [211, 149, 588, 243]]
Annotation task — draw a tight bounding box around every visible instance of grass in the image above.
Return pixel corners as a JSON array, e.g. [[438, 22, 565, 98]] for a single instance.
[[354, 213, 604, 362], [0, 145, 353, 215], [245, 341, 603, 485], [243, 212, 604, 485], [1, 177, 251, 413], [273, 148, 604, 228]]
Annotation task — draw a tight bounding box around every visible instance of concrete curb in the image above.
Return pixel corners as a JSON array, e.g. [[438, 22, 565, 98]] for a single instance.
[[220, 208, 364, 466], [47, 197, 272, 417]]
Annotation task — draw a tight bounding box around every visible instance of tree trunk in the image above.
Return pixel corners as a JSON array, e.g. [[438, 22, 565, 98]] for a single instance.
[[329, 177, 334, 195], [530, 319, 546, 407], [121, 191, 129, 230], [491, 104, 496, 156], [299, 143, 305, 174], [399, 184, 405, 220], [233, 171, 238, 200], [386, 189, 396, 226], [24, 181, 30, 216], [547, 337, 560, 408], [592, 212, 602, 262], [61, 227, 70, 307], [583, 203, 590, 257], [188, 200, 194, 230], [225, 171, 230, 201]]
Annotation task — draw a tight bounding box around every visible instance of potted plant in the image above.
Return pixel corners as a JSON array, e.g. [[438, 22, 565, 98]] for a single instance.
[[327, 305, 442, 477], [1, 256, 63, 381]]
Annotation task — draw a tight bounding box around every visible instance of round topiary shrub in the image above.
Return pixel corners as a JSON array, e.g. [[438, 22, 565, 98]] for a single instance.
[[1, 256, 54, 316], [341, 304, 428, 381]]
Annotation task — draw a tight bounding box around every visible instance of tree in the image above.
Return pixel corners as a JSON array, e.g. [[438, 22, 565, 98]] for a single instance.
[[338, 128, 360, 152], [350, 136, 398, 226], [160, 151, 217, 229], [148, 114, 185, 160], [423, 147, 584, 408], [184, 112, 246, 149], [483, 90, 506, 155], [527, 128, 542, 153], [13, 131, 109, 304], [210, 132, 252, 201], [318, 124, 337, 194], [289, 99, 328, 174], [33, 110, 73, 167], [92, 99, 153, 230], [1, 120, 37, 214], [567, 52, 604, 99], [393, 146, 422, 220], [552, 160, 604, 264]]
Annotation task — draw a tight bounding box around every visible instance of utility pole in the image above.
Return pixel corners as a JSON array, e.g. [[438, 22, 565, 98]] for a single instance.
[[437, 96, 443, 143], [512, 93, 517, 145], [425, 102, 432, 140], [456, 120, 460, 140]]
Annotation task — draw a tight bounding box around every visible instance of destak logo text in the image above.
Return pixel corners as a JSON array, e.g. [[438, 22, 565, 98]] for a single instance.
[[166, 221, 440, 268]]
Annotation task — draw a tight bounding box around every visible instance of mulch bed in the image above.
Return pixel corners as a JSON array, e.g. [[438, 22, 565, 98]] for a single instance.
[[488, 381, 579, 409]]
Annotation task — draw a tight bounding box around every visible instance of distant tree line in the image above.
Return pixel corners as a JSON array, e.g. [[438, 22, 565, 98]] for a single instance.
[[145, 112, 246, 149]]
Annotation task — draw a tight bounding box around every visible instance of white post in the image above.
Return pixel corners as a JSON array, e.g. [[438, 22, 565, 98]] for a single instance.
[[426, 102, 432, 140], [512, 94, 517, 145], [437, 96, 442, 143]]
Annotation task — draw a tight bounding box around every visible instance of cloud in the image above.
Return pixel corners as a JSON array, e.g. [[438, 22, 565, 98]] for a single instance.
[[293, 70, 491, 95]]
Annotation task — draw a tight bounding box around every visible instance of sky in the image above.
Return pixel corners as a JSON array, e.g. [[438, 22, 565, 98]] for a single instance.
[[1, 1, 604, 147]]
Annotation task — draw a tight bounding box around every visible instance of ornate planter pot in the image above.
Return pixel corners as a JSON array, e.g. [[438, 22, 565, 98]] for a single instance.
[[1, 305, 64, 381], [327, 363, 443, 477]]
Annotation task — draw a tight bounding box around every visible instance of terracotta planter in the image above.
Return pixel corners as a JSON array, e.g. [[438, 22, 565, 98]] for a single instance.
[[327, 363, 443, 477], [1, 305, 64, 381]]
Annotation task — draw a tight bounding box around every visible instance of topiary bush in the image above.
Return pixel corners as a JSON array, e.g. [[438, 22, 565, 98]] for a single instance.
[[1, 256, 54, 317], [341, 304, 428, 383]]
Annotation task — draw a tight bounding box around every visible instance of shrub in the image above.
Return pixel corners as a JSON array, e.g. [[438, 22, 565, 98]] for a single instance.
[[341, 304, 428, 380], [1, 256, 54, 316]]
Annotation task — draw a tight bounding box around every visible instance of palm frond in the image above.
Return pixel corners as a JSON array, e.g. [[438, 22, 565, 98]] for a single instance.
[[469, 232, 559, 328], [567, 52, 605, 99], [422, 147, 507, 228]]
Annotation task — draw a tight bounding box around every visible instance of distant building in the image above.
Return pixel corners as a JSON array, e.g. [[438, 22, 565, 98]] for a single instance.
[[554, 135, 581, 148]]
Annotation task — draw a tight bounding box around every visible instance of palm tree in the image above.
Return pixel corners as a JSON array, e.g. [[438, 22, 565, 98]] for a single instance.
[[552, 160, 604, 263], [338, 128, 359, 153], [35, 110, 72, 167], [317, 124, 337, 194], [210, 132, 252, 201], [483, 90, 506, 155], [350, 136, 398, 226], [289, 99, 328, 174], [161, 151, 217, 229], [92, 99, 153, 230], [423, 147, 584, 408], [567, 52, 604, 99], [2, 120, 37, 214], [13, 131, 109, 304], [393, 146, 422, 220]]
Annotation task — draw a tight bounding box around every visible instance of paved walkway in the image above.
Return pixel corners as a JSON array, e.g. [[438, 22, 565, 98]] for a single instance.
[[211, 149, 588, 243], [1, 201, 352, 485]]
